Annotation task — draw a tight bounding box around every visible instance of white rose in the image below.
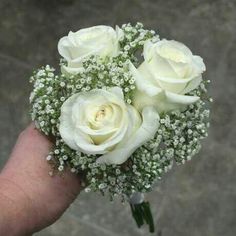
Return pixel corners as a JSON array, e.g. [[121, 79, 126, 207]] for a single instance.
[[58, 25, 123, 75], [59, 87, 160, 165], [131, 39, 206, 113]]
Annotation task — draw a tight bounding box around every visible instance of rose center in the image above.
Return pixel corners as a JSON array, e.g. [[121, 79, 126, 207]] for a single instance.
[[95, 108, 106, 121]]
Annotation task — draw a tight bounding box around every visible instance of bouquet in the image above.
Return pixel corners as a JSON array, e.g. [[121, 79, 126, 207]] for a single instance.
[[29, 23, 211, 232]]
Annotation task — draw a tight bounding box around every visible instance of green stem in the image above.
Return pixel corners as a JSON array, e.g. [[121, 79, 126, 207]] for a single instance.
[[130, 201, 155, 233]]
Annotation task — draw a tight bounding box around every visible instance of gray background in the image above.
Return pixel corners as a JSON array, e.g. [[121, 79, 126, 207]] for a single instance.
[[0, 0, 236, 235]]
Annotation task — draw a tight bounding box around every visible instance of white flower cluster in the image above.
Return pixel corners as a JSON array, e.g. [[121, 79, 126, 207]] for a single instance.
[[29, 23, 211, 201]]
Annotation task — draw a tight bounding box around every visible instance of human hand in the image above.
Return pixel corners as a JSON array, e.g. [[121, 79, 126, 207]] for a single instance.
[[0, 123, 81, 235]]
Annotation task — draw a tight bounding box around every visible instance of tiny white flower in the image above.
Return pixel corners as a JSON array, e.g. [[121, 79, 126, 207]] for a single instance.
[[46, 155, 52, 161], [60, 82, 65, 87]]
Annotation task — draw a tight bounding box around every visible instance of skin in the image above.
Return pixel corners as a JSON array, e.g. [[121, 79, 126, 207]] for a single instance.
[[0, 123, 81, 235]]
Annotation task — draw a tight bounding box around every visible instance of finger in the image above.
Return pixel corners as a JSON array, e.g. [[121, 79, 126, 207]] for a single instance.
[[18, 123, 53, 153]]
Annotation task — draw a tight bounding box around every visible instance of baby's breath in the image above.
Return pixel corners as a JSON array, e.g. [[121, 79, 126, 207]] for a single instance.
[[29, 23, 210, 202]]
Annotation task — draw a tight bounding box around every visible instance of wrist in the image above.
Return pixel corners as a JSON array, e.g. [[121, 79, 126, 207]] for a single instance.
[[0, 174, 37, 235]]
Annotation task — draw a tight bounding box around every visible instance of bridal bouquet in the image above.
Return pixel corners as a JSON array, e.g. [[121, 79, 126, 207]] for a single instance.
[[29, 23, 211, 232]]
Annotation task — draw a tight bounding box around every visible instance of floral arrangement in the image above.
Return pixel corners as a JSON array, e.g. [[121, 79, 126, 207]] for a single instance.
[[29, 23, 211, 232]]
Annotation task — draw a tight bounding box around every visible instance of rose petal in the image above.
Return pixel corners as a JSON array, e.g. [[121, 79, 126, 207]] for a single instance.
[[59, 94, 82, 150], [97, 106, 160, 165], [130, 62, 162, 97], [193, 55, 206, 74], [181, 75, 202, 94], [165, 91, 199, 104], [108, 87, 124, 100], [61, 65, 84, 75]]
